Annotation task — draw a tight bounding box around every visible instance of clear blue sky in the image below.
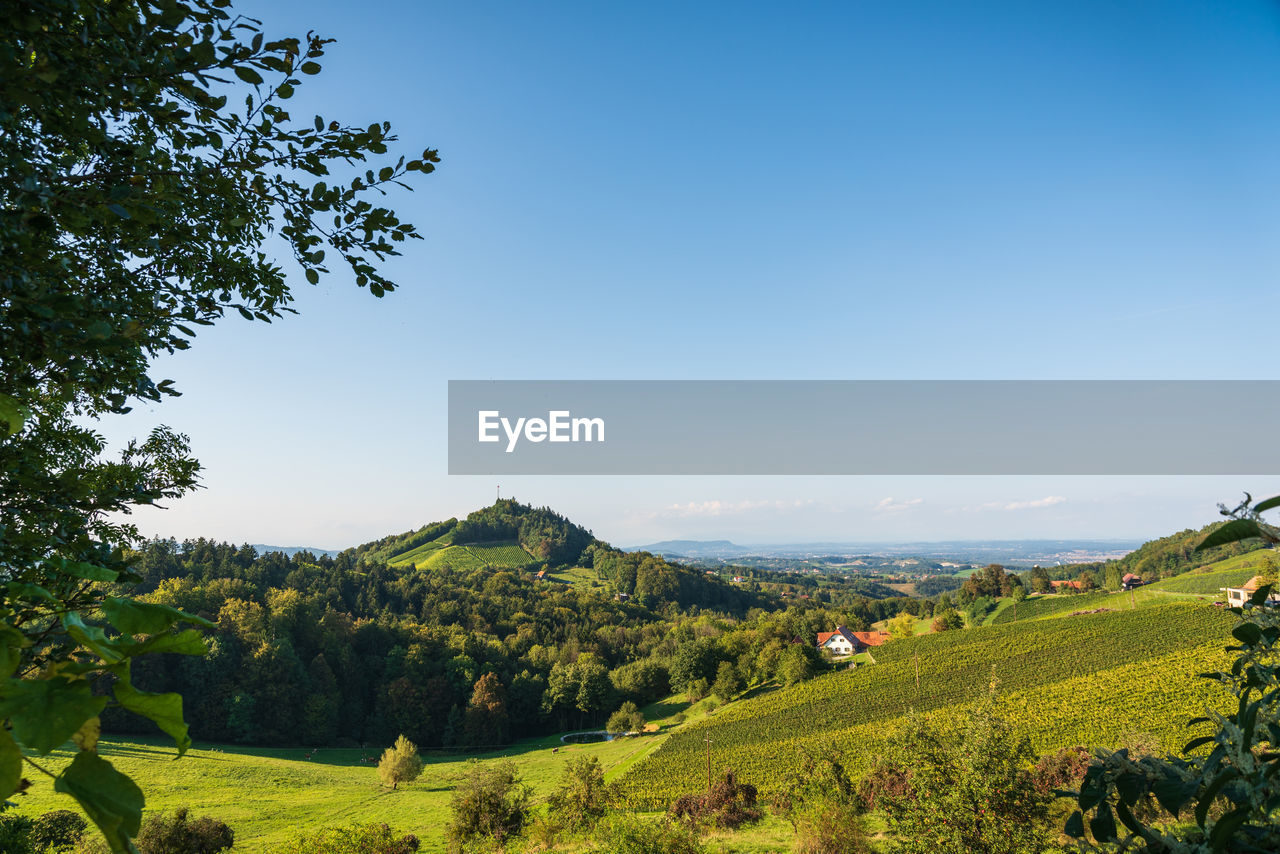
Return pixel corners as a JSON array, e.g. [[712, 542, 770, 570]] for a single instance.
[[106, 0, 1280, 548]]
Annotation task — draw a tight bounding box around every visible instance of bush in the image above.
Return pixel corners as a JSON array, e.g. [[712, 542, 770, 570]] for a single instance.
[[32, 810, 88, 851], [774, 752, 871, 854], [669, 769, 762, 829], [0, 814, 35, 854], [589, 815, 704, 854], [135, 808, 234, 854], [605, 701, 646, 737], [294, 823, 420, 854], [446, 760, 530, 851], [547, 755, 607, 831]]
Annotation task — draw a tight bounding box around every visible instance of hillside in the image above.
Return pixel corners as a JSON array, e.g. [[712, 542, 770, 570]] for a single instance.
[[612, 601, 1234, 808]]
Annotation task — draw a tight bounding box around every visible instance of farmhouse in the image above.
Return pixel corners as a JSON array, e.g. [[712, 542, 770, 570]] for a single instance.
[[817, 626, 890, 657], [1222, 575, 1280, 608], [1050, 580, 1083, 592], [1121, 573, 1143, 591]]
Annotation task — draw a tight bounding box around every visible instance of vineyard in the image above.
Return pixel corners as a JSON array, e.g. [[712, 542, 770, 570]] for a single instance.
[[611, 602, 1235, 808], [418, 541, 537, 571]]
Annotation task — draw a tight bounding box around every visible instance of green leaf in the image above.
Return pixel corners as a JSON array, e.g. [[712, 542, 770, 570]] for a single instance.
[[62, 613, 126, 664], [1089, 802, 1118, 842], [106, 204, 131, 219], [120, 629, 208, 658], [102, 598, 212, 635], [0, 726, 21, 800], [300, 61, 321, 74], [1209, 805, 1250, 853], [48, 559, 119, 582], [0, 678, 108, 754], [1151, 775, 1198, 816], [1196, 768, 1239, 827], [0, 393, 28, 435], [1064, 810, 1085, 838], [54, 751, 143, 854], [1251, 495, 1280, 513], [1197, 520, 1264, 551], [234, 66, 263, 85], [113, 675, 191, 756], [304, 268, 319, 285], [1232, 623, 1263, 645]]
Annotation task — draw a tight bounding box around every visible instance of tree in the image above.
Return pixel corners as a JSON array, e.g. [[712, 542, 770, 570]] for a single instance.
[[670, 769, 763, 829], [446, 760, 530, 851], [887, 612, 916, 639], [0, 1, 434, 848], [464, 673, 509, 747], [1065, 493, 1280, 851], [547, 755, 607, 831], [875, 688, 1058, 853], [606, 701, 646, 736], [378, 735, 424, 790], [931, 609, 963, 632], [712, 661, 745, 701]]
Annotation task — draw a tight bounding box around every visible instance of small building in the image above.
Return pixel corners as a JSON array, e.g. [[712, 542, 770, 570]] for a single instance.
[[1050, 580, 1083, 592], [535, 569, 546, 580], [1223, 575, 1280, 608], [1121, 573, 1143, 591], [817, 626, 890, 657], [732, 576, 746, 583]]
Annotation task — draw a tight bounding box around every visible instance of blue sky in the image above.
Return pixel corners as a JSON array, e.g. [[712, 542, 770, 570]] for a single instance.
[[106, 1, 1280, 548]]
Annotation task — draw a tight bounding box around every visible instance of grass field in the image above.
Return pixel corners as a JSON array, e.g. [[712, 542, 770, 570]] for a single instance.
[[13, 734, 657, 853], [11, 692, 762, 853]]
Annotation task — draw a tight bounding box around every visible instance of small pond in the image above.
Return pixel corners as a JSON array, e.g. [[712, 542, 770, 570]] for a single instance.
[[560, 730, 614, 744]]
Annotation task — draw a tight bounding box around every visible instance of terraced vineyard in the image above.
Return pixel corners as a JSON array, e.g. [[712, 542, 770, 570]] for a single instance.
[[613, 602, 1235, 808], [418, 541, 537, 571]]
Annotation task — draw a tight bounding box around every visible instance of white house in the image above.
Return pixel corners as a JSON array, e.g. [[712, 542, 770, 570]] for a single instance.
[[816, 626, 889, 657], [1223, 575, 1280, 608]]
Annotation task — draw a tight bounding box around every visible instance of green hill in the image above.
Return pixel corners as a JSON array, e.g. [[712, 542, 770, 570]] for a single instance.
[[612, 601, 1234, 809]]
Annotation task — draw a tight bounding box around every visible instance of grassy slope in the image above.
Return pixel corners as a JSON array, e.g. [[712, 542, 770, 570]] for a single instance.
[[614, 602, 1234, 808], [388, 540, 538, 572]]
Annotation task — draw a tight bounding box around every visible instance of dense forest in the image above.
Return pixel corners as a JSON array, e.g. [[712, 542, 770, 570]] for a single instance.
[[107, 501, 916, 749]]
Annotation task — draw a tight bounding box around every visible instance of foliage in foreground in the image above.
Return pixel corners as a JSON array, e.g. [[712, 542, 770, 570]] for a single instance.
[[670, 769, 763, 830], [588, 814, 706, 854], [772, 752, 872, 854], [1065, 493, 1280, 852], [873, 686, 1064, 854], [293, 822, 421, 854], [0, 0, 432, 848]]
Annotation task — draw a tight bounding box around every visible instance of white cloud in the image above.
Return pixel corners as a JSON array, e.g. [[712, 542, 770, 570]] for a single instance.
[[643, 498, 819, 519], [1003, 495, 1067, 511], [875, 497, 924, 513]]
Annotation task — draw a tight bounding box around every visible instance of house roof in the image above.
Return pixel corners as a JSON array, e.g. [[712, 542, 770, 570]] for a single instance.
[[817, 627, 889, 648], [1051, 580, 1083, 590], [1242, 575, 1267, 591], [1122, 573, 1141, 583]]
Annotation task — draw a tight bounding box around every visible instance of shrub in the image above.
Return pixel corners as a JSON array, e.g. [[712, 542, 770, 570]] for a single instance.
[[32, 810, 88, 851], [294, 823, 420, 854], [446, 760, 530, 851], [589, 815, 704, 854], [0, 814, 35, 854], [1031, 746, 1091, 795], [669, 769, 762, 829], [547, 755, 607, 831], [605, 701, 646, 737], [378, 734, 424, 790], [774, 752, 871, 854], [135, 808, 234, 854]]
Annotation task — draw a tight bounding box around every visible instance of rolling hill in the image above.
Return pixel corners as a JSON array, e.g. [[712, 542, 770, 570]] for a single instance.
[[612, 600, 1235, 809]]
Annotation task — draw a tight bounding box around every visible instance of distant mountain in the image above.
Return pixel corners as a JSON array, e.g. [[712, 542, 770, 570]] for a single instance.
[[251, 544, 343, 559], [630, 539, 751, 558]]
